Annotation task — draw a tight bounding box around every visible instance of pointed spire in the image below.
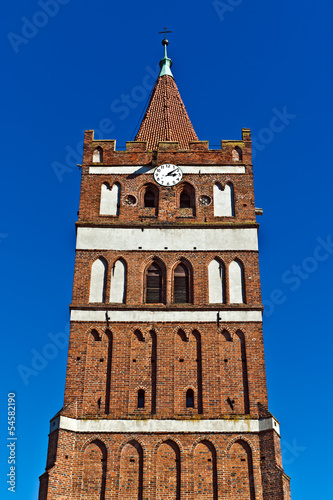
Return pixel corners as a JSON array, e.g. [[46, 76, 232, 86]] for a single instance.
[[135, 39, 198, 150], [159, 39, 173, 77]]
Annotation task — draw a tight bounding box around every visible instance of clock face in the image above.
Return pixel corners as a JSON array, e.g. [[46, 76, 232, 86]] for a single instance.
[[153, 164, 183, 187]]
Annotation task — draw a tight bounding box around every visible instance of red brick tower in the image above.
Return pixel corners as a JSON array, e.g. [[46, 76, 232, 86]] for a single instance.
[[39, 39, 292, 500]]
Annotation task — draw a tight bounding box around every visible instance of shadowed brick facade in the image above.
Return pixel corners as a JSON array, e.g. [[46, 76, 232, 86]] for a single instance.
[[39, 42, 291, 499]]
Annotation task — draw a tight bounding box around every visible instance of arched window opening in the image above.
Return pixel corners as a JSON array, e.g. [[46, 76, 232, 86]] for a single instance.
[[146, 263, 162, 303], [232, 146, 242, 161], [213, 182, 234, 217], [208, 258, 225, 303], [179, 183, 195, 214], [93, 147, 103, 163], [110, 259, 126, 303], [186, 389, 194, 408], [174, 263, 190, 303], [100, 182, 120, 216], [89, 258, 107, 303], [137, 389, 145, 408], [229, 260, 245, 304], [180, 191, 191, 208], [144, 188, 156, 208]]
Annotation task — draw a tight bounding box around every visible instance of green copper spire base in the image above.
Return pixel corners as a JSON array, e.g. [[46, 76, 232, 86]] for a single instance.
[[159, 39, 173, 77]]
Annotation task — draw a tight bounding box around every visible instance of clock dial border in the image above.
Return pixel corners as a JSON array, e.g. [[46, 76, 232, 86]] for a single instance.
[[153, 164, 183, 187]]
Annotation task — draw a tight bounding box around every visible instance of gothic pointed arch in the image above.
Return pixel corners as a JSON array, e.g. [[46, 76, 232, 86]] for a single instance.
[[219, 329, 249, 414], [144, 259, 165, 304], [227, 439, 255, 500], [118, 440, 143, 500], [173, 260, 192, 304], [89, 257, 107, 303], [129, 329, 157, 414], [92, 146, 103, 163], [186, 388, 194, 408], [178, 182, 196, 215], [110, 258, 127, 303], [208, 257, 226, 303], [83, 329, 113, 415], [143, 183, 159, 207], [229, 259, 245, 303], [90, 329, 101, 342], [81, 440, 107, 499], [156, 440, 181, 500], [235, 330, 250, 414], [104, 329, 113, 414], [232, 146, 243, 161], [174, 329, 202, 414], [141, 183, 159, 216], [193, 440, 218, 499]]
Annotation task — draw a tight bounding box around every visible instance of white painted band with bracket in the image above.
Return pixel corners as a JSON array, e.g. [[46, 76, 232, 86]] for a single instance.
[[51, 415, 280, 436], [70, 309, 262, 323], [89, 165, 246, 175]]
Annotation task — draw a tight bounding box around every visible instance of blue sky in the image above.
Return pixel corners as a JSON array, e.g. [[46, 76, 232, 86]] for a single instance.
[[1, 0, 332, 498]]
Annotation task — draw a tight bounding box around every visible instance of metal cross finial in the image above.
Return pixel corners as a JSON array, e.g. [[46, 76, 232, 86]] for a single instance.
[[158, 27, 173, 76], [159, 27, 172, 37]]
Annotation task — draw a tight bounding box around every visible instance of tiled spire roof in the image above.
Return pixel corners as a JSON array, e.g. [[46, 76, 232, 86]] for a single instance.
[[135, 41, 198, 150]]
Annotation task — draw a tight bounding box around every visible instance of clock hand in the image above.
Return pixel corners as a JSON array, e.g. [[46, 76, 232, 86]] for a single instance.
[[166, 169, 178, 176]]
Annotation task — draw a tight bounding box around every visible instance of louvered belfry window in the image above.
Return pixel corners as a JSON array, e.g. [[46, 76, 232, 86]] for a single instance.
[[144, 189, 155, 207], [180, 191, 191, 208], [146, 263, 162, 303], [174, 263, 189, 303]]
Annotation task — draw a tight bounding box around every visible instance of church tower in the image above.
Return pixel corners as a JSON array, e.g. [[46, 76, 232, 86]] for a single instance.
[[39, 39, 292, 500]]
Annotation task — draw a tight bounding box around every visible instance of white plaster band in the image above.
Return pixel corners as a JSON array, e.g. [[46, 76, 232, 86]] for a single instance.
[[76, 227, 258, 252], [51, 416, 280, 436], [89, 165, 246, 175], [70, 309, 262, 323]]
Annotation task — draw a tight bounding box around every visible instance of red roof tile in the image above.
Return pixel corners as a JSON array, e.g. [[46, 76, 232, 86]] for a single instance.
[[135, 74, 198, 150]]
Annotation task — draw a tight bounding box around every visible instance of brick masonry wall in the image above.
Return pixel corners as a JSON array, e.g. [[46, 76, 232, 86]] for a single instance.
[[78, 174, 256, 227], [63, 321, 267, 419], [39, 131, 291, 499], [78, 130, 255, 226], [259, 430, 291, 500], [41, 429, 267, 500], [71, 249, 262, 307]]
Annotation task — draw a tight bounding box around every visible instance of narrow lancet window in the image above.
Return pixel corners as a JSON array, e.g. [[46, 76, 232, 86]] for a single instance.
[[93, 147, 103, 163], [137, 389, 145, 408], [180, 191, 191, 208], [186, 389, 194, 408], [208, 258, 225, 303], [229, 260, 245, 303], [174, 263, 190, 303], [89, 258, 107, 303], [146, 263, 162, 303], [232, 146, 242, 161], [144, 188, 156, 207], [110, 259, 126, 303]]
